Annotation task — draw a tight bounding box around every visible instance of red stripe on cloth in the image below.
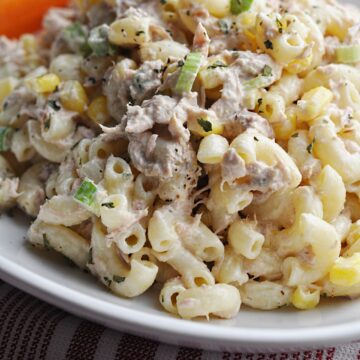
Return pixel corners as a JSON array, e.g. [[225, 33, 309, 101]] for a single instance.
[[176, 346, 203, 360], [38, 311, 68, 360], [326, 347, 335, 360], [65, 321, 105, 360], [5, 297, 41, 359], [0, 291, 31, 358], [280, 354, 290, 360], [357, 348, 360, 360], [315, 349, 324, 359], [115, 334, 159, 360], [17, 303, 56, 360]]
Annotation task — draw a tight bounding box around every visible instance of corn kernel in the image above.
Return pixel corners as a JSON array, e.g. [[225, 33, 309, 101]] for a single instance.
[[87, 96, 110, 125], [329, 254, 360, 287], [297, 86, 333, 122], [109, 17, 150, 46], [286, 52, 313, 74], [188, 115, 223, 137], [60, 81, 88, 113], [194, 0, 230, 18], [291, 286, 320, 310], [31, 74, 61, 94], [197, 134, 229, 164], [346, 221, 360, 246], [0, 77, 18, 105], [273, 105, 297, 140]]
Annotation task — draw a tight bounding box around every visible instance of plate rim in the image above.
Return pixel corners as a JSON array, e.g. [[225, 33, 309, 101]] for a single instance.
[[1, 253, 360, 351]]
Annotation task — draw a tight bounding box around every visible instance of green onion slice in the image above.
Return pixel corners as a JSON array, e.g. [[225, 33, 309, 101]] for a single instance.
[[175, 52, 202, 93], [88, 25, 117, 57], [0, 127, 13, 152], [230, 0, 254, 15], [74, 179, 98, 207], [336, 45, 360, 64]]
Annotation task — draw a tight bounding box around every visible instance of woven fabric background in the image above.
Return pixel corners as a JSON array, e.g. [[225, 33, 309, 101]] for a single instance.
[[1, 278, 360, 360]]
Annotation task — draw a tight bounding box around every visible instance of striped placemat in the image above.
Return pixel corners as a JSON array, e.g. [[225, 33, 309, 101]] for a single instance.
[[1, 278, 360, 360]]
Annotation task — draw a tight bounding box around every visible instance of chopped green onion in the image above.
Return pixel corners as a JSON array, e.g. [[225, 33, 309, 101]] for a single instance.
[[74, 179, 98, 207], [88, 25, 117, 57], [230, 0, 254, 15], [262, 65, 272, 77], [0, 127, 13, 152], [64, 22, 91, 56], [336, 45, 360, 64], [175, 52, 202, 93]]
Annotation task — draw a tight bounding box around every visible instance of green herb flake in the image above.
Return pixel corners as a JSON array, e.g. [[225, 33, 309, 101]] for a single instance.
[[101, 202, 115, 209], [88, 247, 94, 265], [291, 132, 299, 138], [48, 100, 61, 111], [113, 275, 126, 283], [262, 65, 272, 77], [43, 234, 51, 251], [218, 20, 230, 34], [160, 0, 167, 4], [306, 138, 316, 154], [275, 18, 283, 33], [264, 40, 274, 50], [161, 295, 165, 302], [44, 117, 51, 130], [0, 127, 13, 152], [207, 60, 228, 69], [257, 98, 263, 107], [254, 136, 259, 141], [104, 277, 112, 287], [136, 30, 145, 36], [197, 118, 213, 132], [64, 22, 92, 57]]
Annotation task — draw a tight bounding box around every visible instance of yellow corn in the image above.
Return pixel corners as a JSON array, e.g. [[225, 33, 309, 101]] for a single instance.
[[347, 221, 360, 246], [188, 115, 224, 137], [273, 105, 297, 140], [329, 253, 360, 287], [286, 52, 313, 74], [297, 86, 333, 122], [60, 81, 88, 113], [0, 77, 18, 105], [87, 96, 110, 125], [30, 74, 61, 94], [291, 286, 320, 310]]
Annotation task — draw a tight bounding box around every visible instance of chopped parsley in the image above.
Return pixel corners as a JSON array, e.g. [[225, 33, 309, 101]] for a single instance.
[[113, 275, 126, 283], [291, 132, 299, 138], [197, 118, 213, 132], [136, 30, 145, 36], [88, 247, 94, 265], [218, 20, 230, 34], [101, 202, 115, 209], [48, 100, 61, 111], [104, 276, 112, 287], [160, 0, 167, 4], [307, 138, 316, 154], [3, 101, 9, 111], [207, 60, 228, 69], [276, 18, 283, 33], [230, 0, 254, 15], [254, 136, 259, 141], [257, 98, 263, 107], [64, 22, 91, 56], [43, 234, 51, 251], [262, 65, 273, 77], [44, 117, 51, 130], [161, 295, 165, 302], [264, 40, 274, 50]]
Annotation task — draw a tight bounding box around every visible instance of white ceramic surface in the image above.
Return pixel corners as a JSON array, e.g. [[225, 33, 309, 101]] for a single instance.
[[2, 0, 360, 351]]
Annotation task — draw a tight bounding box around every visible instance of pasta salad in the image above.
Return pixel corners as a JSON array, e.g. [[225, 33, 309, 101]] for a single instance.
[[1, 0, 360, 320]]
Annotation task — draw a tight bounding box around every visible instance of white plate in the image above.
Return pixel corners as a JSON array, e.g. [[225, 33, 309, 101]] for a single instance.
[[1, 211, 360, 353]]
